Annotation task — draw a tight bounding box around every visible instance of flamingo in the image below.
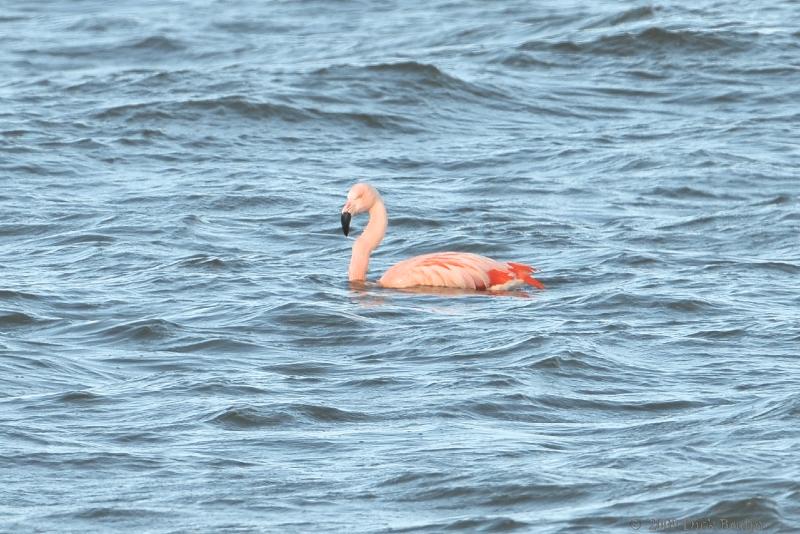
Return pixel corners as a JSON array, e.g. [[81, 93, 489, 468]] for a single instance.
[[340, 183, 544, 291]]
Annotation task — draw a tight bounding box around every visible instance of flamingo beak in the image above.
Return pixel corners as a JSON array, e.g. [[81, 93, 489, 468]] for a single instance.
[[341, 211, 352, 236]]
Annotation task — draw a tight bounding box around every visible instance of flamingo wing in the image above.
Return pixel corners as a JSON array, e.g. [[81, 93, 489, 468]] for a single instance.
[[378, 252, 543, 290]]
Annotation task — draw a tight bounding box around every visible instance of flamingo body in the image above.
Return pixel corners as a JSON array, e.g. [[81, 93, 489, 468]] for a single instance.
[[379, 252, 543, 291], [340, 183, 544, 291]]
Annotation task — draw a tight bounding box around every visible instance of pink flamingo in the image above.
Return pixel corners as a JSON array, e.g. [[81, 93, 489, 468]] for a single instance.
[[340, 183, 544, 291]]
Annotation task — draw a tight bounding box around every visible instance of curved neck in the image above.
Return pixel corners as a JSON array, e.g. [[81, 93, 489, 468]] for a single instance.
[[349, 197, 387, 281]]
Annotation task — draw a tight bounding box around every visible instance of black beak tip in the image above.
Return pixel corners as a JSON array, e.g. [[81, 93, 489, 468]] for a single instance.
[[341, 212, 351, 236]]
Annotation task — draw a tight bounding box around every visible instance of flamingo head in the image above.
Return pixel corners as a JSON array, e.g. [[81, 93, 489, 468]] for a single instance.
[[341, 183, 379, 236]]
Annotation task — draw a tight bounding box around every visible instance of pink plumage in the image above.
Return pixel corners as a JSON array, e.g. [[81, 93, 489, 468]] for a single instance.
[[340, 183, 544, 291]]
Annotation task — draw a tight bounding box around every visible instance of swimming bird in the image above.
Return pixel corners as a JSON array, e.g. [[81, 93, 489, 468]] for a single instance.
[[340, 183, 544, 291]]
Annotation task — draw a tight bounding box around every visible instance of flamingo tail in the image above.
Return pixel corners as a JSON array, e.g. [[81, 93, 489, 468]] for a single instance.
[[508, 262, 545, 290]]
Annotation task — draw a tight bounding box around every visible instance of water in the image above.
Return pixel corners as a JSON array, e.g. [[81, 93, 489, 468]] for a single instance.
[[2, 0, 799, 531]]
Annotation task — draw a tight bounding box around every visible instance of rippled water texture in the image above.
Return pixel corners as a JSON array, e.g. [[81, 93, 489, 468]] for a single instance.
[[2, 0, 799, 532]]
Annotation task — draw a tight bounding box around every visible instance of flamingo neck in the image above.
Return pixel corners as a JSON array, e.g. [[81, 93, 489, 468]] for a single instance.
[[348, 197, 387, 282]]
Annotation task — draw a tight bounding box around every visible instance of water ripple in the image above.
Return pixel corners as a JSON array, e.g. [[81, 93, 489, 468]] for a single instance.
[[2, 0, 798, 531]]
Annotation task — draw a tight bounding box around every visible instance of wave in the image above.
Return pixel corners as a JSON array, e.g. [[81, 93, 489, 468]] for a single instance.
[[687, 328, 746, 340], [585, 292, 724, 314], [21, 35, 187, 59], [0, 289, 42, 301], [582, 6, 658, 29], [397, 478, 594, 506], [0, 310, 53, 327], [338, 377, 407, 388], [296, 404, 369, 423], [39, 138, 107, 150], [129, 36, 185, 52], [175, 254, 248, 270], [55, 390, 106, 403], [596, 251, 660, 267], [184, 379, 267, 395], [93, 97, 306, 121], [541, 393, 705, 413], [165, 338, 261, 353], [315, 61, 450, 85], [520, 27, 756, 56], [526, 350, 616, 373], [0, 222, 54, 236], [269, 301, 370, 330], [65, 16, 141, 32], [94, 318, 181, 342], [208, 405, 296, 429], [264, 361, 334, 377], [750, 394, 800, 421], [0, 162, 80, 178], [49, 233, 116, 246], [9, 451, 162, 469], [494, 52, 558, 69], [208, 403, 368, 429], [311, 61, 512, 104], [70, 507, 171, 520], [647, 185, 725, 199], [92, 95, 419, 132], [752, 193, 792, 206], [212, 20, 298, 35], [697, 496, 786, 531], [656, 213, 734, 230], [393, 516, 530, 532], [740, 261, 800, 274]]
